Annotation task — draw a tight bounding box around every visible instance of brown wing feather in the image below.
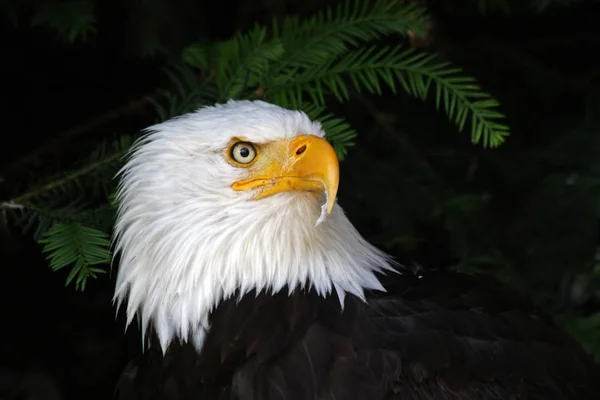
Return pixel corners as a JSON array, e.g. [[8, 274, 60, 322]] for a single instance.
[[114, 270, 600, 400], [370, 271, 598, 399]]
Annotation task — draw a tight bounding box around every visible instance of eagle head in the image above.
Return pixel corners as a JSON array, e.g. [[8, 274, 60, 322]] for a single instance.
[[112, 100, 394, 353]]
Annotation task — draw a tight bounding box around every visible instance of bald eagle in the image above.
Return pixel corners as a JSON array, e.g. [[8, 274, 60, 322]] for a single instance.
[[113, 100, 600, 399]]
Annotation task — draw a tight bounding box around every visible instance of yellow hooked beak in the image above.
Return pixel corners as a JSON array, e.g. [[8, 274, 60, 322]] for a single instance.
[[231, 135, 340, 215]]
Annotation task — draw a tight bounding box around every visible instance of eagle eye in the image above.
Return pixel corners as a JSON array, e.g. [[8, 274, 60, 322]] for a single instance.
[[230, 142, 257, 165]]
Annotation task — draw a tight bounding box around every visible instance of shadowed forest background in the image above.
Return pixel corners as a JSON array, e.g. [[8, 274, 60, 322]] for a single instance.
[[1, 0, 600, 399]]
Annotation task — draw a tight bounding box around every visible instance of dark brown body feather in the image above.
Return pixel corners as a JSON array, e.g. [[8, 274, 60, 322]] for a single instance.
[[114, 270, 600, 400]]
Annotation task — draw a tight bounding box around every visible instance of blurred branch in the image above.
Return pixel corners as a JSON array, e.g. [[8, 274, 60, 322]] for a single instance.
[[1, 92, 160, 179], [3, 150, 126, 208], [360, 96, 440, 206], [522, 32, 600, 48], [462, 36, 592, 92], [360, 97, 439, 183]]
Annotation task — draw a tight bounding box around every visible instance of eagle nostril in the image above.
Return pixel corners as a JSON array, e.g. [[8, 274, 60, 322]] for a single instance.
[[296, 144, 307, 156]]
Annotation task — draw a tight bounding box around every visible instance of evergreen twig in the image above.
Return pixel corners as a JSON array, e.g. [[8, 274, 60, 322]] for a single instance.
[[7, 149, 126, 207]]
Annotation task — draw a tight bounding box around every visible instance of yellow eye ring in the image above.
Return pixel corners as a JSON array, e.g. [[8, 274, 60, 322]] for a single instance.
[[228, 141, 258, 166]]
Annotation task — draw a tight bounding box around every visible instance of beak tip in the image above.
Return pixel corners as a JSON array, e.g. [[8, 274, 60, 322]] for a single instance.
[[327, 200, 336, 215], [314, 194, 335, 227]]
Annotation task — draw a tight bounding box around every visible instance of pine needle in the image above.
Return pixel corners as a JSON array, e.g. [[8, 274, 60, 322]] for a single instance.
[[39, 223, 111, 291]]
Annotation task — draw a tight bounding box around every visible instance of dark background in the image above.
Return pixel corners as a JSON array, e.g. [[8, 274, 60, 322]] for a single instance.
[[2, 0, 600, 399]]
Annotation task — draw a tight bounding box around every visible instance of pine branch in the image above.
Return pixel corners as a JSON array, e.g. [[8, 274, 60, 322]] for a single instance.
[[5, 137, 131, 208], [213, 26, 285, 101], [147, 62, 219, 122], [30, 0, 97, 43], [267, 46, 509, 147], [39, 223, 111, 291], [19, 201, 90, 240], [557, 312, 600, 363], [272, 0, 429, 73], [175, 0, 509, 153], [1, 133, 130, 256], [182, 42, 211, 70]]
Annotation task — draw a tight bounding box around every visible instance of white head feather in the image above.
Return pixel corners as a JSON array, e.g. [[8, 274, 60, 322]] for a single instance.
[[112, 100, 395, 353]]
